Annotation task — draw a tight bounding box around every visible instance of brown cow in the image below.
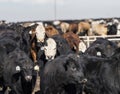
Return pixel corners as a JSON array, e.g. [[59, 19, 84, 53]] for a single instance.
[[62, 31, 80, 53], [29, 28, 38, 63], [68, 23, 78, 33], [76, 21, 91, 36], [45, 25, 59, 37]]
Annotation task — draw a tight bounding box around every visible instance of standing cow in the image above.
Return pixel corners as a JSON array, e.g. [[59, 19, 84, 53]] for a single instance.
[[0, 48, 36, 94], [77, 48, 120, 94], [85, 38, 118, 57], [39, 53, 86, 94]]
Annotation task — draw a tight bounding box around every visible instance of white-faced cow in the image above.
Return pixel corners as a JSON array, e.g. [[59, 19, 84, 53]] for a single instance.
[[29, 22, 46, 43], [43, 38, 57, 61]]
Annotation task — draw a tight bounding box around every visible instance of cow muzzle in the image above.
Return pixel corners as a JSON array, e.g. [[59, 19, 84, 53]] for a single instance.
[[25, 76, 32, 81], [79, 78, 87, 84], [34, 65, 40, 71], [46, 56, 54, 61]]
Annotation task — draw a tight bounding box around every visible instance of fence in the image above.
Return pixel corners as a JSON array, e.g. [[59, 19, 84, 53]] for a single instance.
[[79, 35, 120, 48]]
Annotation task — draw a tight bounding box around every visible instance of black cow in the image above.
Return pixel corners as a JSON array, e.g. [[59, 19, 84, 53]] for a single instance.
[[20, 23, 38, 56], [78, 48, 120, 94], [0, 45, 7, 94], [39, 53, 86, 94], [0, 25, 21, 46], [85, 38, 118, 57], [0, 48, 35, 94], [52, 35, 73, 55], [0, 38, 19, 55], [107, 24, 117, 35], [97, 48, 120, 94]]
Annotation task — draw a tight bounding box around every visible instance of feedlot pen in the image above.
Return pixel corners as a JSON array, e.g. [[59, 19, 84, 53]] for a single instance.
[[79, 35, 120, 48]]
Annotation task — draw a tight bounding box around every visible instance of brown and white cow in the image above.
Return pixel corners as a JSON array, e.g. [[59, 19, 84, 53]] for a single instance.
[[29, 22, 46, 63], [35, 22, 46, 43], [43, 38, 57, 60]]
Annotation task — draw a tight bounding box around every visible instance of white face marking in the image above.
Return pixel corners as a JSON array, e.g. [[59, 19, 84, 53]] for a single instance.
[[35, 23, 46, 42], [44, 38, 57, 60]]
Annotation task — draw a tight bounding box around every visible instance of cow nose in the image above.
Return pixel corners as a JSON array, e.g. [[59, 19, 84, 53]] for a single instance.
[[25, 76, 32, 81], [47, 56, 53, 60], [79, 78, 87, 84], [81, 78, 87, 83]]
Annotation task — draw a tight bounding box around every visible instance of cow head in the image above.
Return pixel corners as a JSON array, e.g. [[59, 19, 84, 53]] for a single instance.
[[29, 22, 46, 43], [85, 38, 118, 57], [63, 54, 86, 84], [19, 58, 34, 82], [13, 50, 34, 82], [35, 23, 46, 43], [43, 38, 57, 61]]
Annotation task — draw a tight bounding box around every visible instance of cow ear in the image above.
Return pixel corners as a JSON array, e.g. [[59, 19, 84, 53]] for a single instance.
[[63, 58, 75, 71], [111, 48, 120, 60]]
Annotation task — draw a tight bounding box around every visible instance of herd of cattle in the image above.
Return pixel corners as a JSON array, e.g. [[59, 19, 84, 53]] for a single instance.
[[0, 17, 120, 94]]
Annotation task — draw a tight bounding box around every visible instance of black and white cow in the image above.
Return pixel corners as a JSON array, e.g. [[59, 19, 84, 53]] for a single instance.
[[37, 35, 73, 64]]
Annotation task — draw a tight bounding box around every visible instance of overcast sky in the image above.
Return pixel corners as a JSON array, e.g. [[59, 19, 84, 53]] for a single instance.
[[0, 0, 120, 22]]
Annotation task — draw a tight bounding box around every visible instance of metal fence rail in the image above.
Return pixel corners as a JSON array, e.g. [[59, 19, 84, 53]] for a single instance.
[[79, 35, 120, 48]]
